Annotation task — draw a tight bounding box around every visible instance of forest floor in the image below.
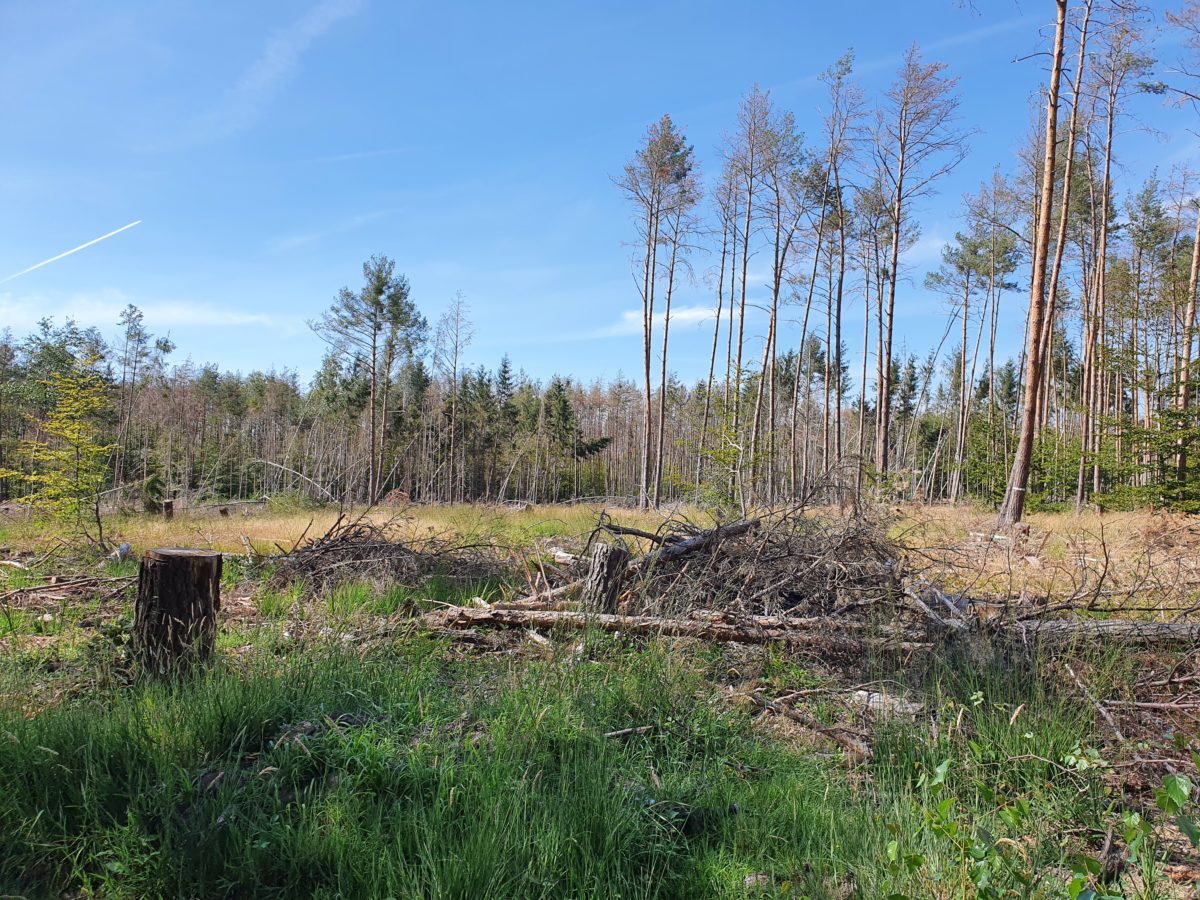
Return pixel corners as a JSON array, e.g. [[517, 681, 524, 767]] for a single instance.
[[1, 503, 1199, 898]]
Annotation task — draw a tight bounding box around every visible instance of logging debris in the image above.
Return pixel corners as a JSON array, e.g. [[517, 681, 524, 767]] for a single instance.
[[268, 512, 505, 591]]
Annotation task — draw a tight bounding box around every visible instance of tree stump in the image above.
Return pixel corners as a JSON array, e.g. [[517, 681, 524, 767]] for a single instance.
[[580, 542, 629, 614], [134, 549, 222, 676]]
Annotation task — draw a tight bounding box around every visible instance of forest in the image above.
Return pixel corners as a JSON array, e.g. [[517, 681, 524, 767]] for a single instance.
[[2, 3, 1200, 523]]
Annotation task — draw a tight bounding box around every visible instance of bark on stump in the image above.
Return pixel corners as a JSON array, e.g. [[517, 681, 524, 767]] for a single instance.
[[134, 548, 222, 676], [580, 542, 629, 614]]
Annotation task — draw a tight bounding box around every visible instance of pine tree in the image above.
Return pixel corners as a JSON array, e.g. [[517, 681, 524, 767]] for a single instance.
[[1, 355, 115, 545]]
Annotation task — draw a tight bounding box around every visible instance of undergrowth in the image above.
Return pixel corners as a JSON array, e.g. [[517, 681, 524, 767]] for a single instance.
[[1, 627, 1180, 898]]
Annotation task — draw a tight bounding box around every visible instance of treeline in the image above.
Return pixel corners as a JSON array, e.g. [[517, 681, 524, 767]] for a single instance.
[[616, 1, 1200, 516], [2, 1, 1200, 516]]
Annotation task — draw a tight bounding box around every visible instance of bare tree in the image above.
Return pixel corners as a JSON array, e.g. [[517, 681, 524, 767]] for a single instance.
[[433, 291, 473, 502], [652, 155, 700, 506], [697, 171, 736, 489], [748, 99, 807, 502], [725, 88, 771, 499], [873, 45, 971, 480]]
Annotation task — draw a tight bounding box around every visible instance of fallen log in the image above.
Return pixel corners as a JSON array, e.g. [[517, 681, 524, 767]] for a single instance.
[[493, 580, 583, 609], [598, 521, 682, 545], [1002, 618, 1200, 647], [422, 606, 926, 653]]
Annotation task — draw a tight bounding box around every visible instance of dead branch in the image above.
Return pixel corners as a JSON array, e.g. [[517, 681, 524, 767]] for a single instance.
[[752, 695, 872, 760], [421, 606, 927, 654]]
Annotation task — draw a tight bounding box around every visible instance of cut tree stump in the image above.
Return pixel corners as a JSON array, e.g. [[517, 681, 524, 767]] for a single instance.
[[134, 548, 222, 675], [580, 542, 628, 614]]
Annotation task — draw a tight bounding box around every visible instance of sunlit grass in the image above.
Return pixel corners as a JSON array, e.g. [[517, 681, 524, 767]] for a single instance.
[[0, 503, 685, 555], [0, 631, 1120, 899]]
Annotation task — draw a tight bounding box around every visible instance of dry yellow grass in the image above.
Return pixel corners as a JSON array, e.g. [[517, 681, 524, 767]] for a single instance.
[[895, 503, 1200, 605], [0, 502, 685, 555], [3, 501, 1196, 608]]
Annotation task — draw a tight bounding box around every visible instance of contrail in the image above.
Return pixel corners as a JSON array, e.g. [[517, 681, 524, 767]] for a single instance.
[[0, 220, 142, 284]]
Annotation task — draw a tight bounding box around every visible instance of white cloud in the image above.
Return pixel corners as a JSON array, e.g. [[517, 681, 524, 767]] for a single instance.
[[170, 0, 362, 147], [0, 289, 282, 330], [595, 304, 717, 338], [903, 231, 951, 267]]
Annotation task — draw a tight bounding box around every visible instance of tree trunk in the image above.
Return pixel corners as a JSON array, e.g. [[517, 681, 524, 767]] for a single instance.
[[134, 548, 222, 676], [999, 0, 1067, 525], [580, 542, 629, 615], [1177, 209, 1200, 480]]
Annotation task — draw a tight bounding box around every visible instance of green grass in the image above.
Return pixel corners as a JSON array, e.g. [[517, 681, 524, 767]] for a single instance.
[[254, 576, 513, 621], [0, 627, 1128, 900]]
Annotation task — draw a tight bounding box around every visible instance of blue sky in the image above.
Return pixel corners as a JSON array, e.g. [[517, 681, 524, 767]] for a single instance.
[[0, 0, 1191, 388]]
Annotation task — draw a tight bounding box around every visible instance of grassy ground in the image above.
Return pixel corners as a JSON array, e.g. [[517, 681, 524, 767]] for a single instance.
[[1, 505, 1197, 898], [1, 627, 1128, 898]]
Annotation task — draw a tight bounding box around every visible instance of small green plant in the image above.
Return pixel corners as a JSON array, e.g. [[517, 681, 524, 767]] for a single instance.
[[1066, 769, 1200, 900], [885, 758, 1042, 899], [1063, 740, 1109, 773]]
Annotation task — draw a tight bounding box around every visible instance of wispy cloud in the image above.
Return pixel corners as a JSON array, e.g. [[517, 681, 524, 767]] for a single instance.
[[0, 289, 284, 330], [268, 209, 393, 252], [778, 15, 1030, 93], [595, 305, 716, 338], [171, 0, 362, 147], [902, 230, 951, 267], [0, 221, 141, 284]]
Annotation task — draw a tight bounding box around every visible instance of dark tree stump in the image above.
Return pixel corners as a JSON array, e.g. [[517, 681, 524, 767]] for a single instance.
[[134, 548, 222, 676], [580, 542, 629, 614]]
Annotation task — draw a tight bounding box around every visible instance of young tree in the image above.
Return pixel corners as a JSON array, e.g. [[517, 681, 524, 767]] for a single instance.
[[1, 356, 115, 545], [925, 232, 988, 502]]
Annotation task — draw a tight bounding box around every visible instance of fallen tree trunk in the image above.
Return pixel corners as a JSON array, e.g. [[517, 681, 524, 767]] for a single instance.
[[1002, 618, 1200, 647], [752, 696, 872, 761], [423, 606, 926, 653]]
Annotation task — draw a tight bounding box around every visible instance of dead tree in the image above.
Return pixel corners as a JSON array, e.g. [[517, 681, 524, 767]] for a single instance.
[[1000, 0, 1068, 525], [134, 548, 222, 675]]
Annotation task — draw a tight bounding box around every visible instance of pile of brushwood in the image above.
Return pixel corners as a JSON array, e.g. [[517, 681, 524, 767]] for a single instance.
[[254, 506, 1200, 763], [267, 513, 506, 593], [263, 506, 1200, 661], [412, 504, 1200, 795], [413, 504, 1200, 659]]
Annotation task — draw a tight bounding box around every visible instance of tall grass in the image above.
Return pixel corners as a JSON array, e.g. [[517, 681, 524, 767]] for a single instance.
[[0, 630, 1118, 899]]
